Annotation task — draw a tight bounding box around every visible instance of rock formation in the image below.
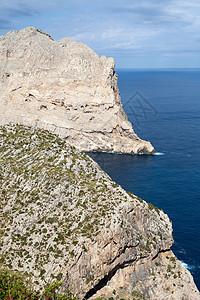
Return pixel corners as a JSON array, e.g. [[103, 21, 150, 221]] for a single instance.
[[0, 27, 154, 154], [0, 125, 199, 299]]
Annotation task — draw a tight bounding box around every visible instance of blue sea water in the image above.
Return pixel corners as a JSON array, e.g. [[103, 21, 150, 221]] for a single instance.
[[88, 69, 200, 290]]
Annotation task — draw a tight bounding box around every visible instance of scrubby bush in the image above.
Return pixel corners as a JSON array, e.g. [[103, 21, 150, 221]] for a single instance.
[[0, 270, 76, 299]]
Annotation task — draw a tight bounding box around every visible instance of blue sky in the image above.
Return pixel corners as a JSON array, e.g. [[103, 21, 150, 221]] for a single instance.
[[0, 0, 200, 68]]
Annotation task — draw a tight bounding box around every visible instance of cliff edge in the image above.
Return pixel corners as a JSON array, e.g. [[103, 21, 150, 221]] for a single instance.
[[0, 27, 154, 154]]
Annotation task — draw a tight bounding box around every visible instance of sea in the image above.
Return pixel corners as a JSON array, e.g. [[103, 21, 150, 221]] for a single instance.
[[88, 68, 200, 291]]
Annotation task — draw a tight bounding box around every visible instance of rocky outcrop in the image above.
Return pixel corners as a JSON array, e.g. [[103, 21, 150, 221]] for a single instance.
[[0, 125, 199, 299], [91, 250, 200, 300], [0, 27, 154, 154]]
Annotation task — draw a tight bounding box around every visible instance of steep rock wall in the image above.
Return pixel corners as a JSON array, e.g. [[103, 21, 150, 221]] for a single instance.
[[0, 27, 154, 154]]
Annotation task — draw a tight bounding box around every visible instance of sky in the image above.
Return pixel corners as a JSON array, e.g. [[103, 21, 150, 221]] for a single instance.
[[0, 0, 200, 68]]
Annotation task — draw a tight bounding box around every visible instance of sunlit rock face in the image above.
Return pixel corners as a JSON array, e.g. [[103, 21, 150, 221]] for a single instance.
[[0, 27, 154, 154]]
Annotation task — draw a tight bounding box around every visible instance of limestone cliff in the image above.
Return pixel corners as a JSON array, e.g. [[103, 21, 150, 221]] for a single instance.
[[0, 125, 199, 299], [0, 27, 154, 154]]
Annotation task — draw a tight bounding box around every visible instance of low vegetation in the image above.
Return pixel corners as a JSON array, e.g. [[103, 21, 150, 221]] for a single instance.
[[0, 124, 171, 297], [0, 269, 76, 299]]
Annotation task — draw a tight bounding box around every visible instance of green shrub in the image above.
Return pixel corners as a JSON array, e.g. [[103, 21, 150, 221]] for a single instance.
[[132, 290, 147, 300], [0, 269, 76, 299], [148, 203, 160, 214]]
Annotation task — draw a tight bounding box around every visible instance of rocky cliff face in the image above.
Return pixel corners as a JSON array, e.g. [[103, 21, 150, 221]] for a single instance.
[[0, 27, 154, 154], [0, 125, 199, 299]]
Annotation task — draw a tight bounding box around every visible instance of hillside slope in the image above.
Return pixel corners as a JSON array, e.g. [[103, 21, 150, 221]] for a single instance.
[[0, 125, 199, 299]]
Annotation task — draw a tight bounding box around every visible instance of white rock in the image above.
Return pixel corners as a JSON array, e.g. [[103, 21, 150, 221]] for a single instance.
[[0, 27, 155, 154]]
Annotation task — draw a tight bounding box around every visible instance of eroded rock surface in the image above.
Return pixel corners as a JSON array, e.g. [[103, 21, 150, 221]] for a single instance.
[[0, 125, 199, 299], [92, 250, 200, 300], [0, 27, 154, 154]]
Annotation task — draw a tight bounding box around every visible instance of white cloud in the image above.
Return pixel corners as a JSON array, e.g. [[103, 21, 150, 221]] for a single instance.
[[111, 42, 141, 50], [101, 28, 123, 39]]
